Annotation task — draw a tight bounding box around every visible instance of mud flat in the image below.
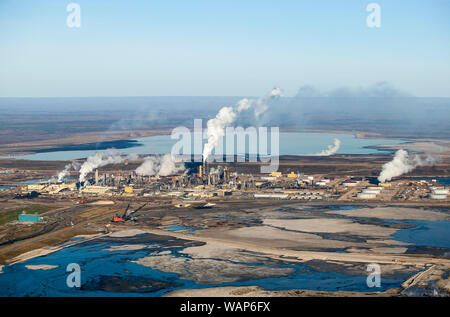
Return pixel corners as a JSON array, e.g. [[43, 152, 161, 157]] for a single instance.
[[104, 244, 149, 251], [25, 264, 58, 270], [133, 255, 293, 285], [263, 218, 397, 238], [144, 228, 449, 266], [197, 225, 363, 250], [108, 229, 148, 238], [327, 206, 450, 221], [1, 202, 449, 296], [164, 286, 400, 297]]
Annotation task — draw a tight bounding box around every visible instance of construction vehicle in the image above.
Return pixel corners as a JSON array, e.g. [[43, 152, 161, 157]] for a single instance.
[[112, 203, 147, 223]]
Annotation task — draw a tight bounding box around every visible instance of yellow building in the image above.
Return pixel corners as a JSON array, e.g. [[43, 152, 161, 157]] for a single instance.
[[124, 186, 133, 193], [270, 172, 282, 177], [287, 172, 297, 178], [379, 182, 392, 187]]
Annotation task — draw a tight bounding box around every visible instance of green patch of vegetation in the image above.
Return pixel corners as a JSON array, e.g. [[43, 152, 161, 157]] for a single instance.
[[0, 205, 50, 225]]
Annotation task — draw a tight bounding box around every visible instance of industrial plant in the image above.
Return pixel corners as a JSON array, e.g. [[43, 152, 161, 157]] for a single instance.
[[7, 157, 448, 205]]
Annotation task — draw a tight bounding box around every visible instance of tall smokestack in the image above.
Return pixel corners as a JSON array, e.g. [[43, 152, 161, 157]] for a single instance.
[[95, 169, 99, 185]]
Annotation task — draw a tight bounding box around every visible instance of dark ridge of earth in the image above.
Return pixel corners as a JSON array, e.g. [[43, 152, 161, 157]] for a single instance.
[[32, 139, 143, 153]]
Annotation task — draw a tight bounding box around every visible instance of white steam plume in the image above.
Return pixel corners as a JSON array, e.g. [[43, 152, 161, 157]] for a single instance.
[[159, 154, 185, 176], [78, 150, 138, 182], [202, 87, 283, 161], [378, 149, 438, 182], [254, 87, 283, 119], [208, 166, 222, 175], [135, 154, 185, 176], [203, 107, 236, 162], [310, 138, 341, 156], [57, 161, 81, 181], [136, 157, 158, 176]]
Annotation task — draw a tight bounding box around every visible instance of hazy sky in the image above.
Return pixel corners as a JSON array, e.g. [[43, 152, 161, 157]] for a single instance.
[[1, 0, 449, 97]]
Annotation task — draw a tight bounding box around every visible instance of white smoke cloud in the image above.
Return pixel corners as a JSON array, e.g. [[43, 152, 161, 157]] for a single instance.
[[78, 150, 138, 182], [202, 87, 284, 161], [57, 161, 81, 182], [159, 154, 185, 176], [208, 166, 222, 175], [254, 87, 284, 119], [136, 157, 158, 176], [236, 98, 252, 112], [378, 149, 438, 182], [203, 107, 236, 162], [135, 154, 185, 176], [310, 138, 341, 156]]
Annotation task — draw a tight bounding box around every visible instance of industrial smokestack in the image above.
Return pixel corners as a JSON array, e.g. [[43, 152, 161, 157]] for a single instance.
[[78, 150, 137, 182]]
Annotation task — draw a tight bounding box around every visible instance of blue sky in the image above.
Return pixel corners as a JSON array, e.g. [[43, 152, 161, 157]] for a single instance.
[[0, 0, 449, 97]]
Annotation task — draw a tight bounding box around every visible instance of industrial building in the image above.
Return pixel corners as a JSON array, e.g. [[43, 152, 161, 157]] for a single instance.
[[430, 187, 449, 199], [11, 161, 448, 203]]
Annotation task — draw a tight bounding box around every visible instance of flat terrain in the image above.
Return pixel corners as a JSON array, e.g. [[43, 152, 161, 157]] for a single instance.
[[0, 197, 449, 296]]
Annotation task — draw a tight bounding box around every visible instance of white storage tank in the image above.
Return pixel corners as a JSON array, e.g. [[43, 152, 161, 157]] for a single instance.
[[430, 193, 447, 200], [357, 192, 377, 199], [431, 187, 449, 195]]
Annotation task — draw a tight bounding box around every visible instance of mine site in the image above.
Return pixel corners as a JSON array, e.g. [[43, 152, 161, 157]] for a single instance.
[[0, 139, 449, 297], [1, 1, 449, 308]]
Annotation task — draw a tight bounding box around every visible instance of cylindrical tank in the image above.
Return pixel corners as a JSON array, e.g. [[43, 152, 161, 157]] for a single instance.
[[430, 193, 447, 200], [431, 188, 448, 195]]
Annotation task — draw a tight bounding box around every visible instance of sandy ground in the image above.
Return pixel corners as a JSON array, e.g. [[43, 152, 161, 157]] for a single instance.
[[199, 225, 363, 250], [104, 244, 149, 251], [181, 242, 241, 259], [164, 285, 399, 297], [326, 206, 449, 221], [263, 218, 397, 238], [369, 247, 408, 254], [25, 264, 58, 270], [108, 229, 148, 238], [142, 228, 450, 267], [2, 202, 449, 296], [89, 200, 115, 206]]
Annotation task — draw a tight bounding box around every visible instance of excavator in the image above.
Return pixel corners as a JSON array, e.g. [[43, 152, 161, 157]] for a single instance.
[[112, 203, 147, 223]]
